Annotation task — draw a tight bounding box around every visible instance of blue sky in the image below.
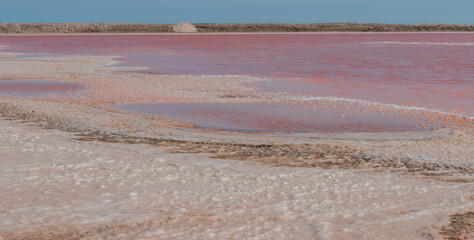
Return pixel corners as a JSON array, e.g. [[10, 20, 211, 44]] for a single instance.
[[1, 0, 473, 24]]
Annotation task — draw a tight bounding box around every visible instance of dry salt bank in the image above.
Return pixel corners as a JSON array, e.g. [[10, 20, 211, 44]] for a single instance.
[[0, 36, 472, 240]]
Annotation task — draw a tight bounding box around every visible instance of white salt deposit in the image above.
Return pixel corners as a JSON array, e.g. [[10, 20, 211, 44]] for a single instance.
[[358, 41, 474, 46], [173, 22, 198, 33], [0, 120, 471, 239]]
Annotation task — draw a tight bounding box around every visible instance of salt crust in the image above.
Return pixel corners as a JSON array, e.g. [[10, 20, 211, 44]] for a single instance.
[[0, 120, 472, 239]]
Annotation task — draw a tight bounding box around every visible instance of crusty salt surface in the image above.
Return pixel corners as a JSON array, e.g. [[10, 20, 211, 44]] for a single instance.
[[0, 120, 471, 239]]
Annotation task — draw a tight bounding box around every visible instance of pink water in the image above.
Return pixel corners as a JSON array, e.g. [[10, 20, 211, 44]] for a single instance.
[[116, 101, 469, 133], [1, 33, 473, 132], [0, 80, 82, 97]]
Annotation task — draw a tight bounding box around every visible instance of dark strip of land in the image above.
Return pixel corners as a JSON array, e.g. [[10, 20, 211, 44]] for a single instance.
[[0, 23, 473, 33]]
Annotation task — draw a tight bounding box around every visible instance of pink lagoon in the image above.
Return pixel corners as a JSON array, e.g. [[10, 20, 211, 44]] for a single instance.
[[2, 0, 474, 238], [1, 33, 472, 132], [0, 31, 473, 240]]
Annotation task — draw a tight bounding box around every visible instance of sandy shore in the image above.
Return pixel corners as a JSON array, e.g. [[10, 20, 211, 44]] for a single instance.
[[0, 48, 473, 239]]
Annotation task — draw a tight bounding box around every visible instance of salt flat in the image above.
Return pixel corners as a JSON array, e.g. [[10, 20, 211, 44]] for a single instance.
[[0, 119, 472, 239], [0, 36, 473, 239]]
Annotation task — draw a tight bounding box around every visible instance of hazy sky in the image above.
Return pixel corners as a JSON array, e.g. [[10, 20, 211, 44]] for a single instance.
[[1, 0, 473, 24]]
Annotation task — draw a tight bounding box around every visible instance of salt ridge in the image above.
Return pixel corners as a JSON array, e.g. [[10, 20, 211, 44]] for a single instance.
[[357, 41, 474, 46], [287, 95, 474, 119]]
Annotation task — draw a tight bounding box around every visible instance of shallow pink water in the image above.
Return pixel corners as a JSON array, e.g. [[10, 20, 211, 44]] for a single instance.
[[0, 80, 82, 98], [0, 33, 472, 132], [115, 101, 466, 133], [1, 33, 473, 114]]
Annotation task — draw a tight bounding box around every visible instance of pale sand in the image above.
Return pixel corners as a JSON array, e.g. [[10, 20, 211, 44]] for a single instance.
[[0, 48, 473, 239]]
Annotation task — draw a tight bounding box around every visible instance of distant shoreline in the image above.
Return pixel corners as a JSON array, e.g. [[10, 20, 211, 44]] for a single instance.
[[1, 23, 473, 34]]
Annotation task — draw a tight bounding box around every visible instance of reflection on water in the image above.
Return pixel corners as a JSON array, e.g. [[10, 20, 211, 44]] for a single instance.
[[0, 33, 472, 133], [0, 80, 82, 98], [1, 33, 473, 114], [113, 101, 469, 133]]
